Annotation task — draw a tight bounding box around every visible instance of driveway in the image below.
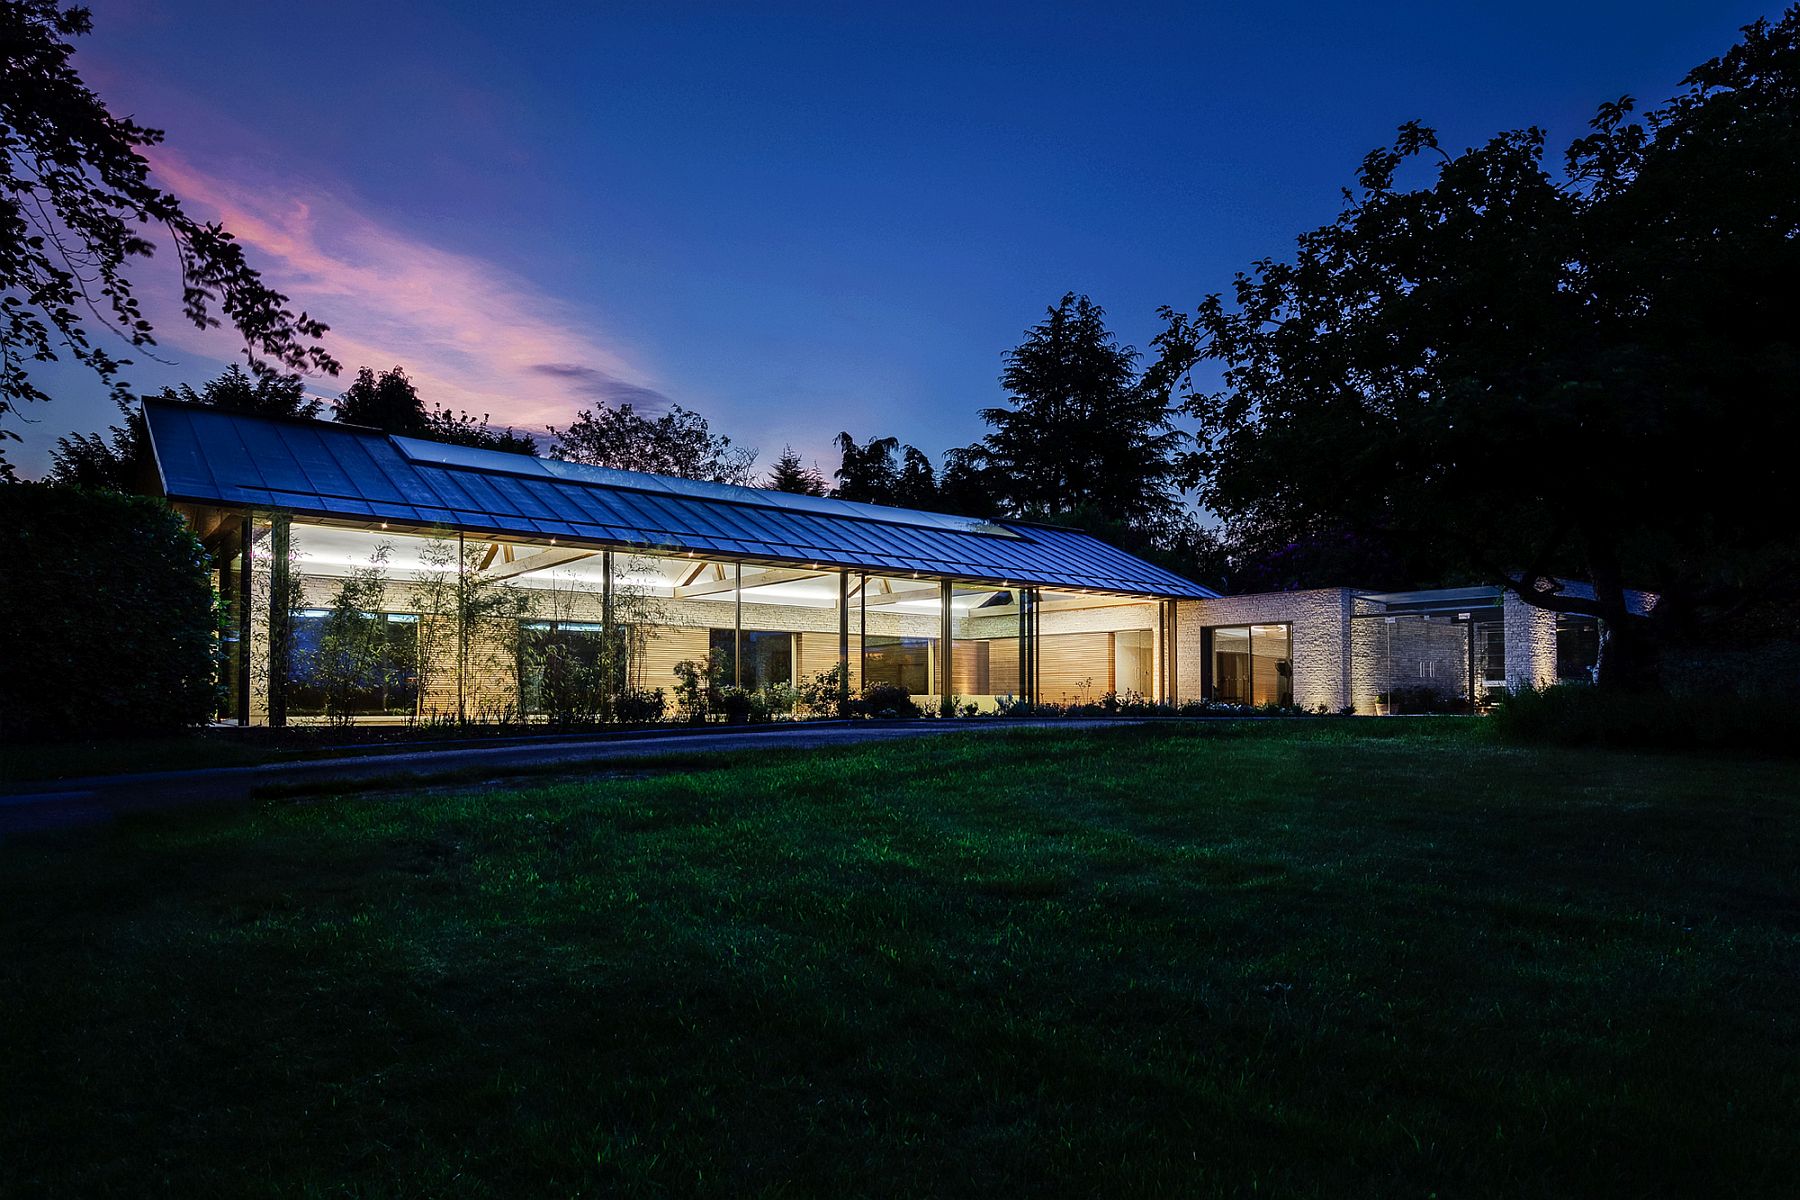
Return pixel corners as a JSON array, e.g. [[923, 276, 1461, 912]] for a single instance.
[[0, 720, 1132, 838]]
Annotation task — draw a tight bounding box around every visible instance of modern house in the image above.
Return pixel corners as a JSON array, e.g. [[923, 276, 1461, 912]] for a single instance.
[[142, 400, 1616, 725]]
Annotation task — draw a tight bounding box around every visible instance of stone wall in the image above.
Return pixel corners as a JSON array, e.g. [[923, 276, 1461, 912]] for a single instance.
[[1502, 591, 1558, 692], [1175, 589, 1355, 711]]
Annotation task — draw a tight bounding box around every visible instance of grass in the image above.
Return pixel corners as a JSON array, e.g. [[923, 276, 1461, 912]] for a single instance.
[[2, 721, 1796, 1197]]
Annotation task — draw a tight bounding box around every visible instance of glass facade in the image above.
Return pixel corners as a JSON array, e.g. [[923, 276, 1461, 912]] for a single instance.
[[1026, 590, 1162, 706], [213, 515, 1188, 725], [287, 611, 421, 717], [1205, 623, 1292, 707]]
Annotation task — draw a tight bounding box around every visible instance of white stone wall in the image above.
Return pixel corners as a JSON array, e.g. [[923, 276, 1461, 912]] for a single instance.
[[1175, 589, 1355, 711], [1502, 591, 1558, 692]]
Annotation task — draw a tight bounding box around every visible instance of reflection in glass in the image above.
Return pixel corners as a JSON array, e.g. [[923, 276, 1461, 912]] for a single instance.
[[1209, 623, 1291, 707], [1250, 623, 1292, 706], [1211, 625, 1251, 705]]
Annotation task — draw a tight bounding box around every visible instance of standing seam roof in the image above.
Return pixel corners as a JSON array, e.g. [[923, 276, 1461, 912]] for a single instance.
[[142, 400, 1217, 598]]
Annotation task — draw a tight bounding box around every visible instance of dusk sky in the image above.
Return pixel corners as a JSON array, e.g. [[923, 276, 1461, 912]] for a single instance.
[[13, 0, 1779, 479]]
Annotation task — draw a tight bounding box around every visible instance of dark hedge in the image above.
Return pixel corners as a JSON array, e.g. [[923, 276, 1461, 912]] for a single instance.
[[1491, 683, 1800, 756], [0, 484, 219, 738]]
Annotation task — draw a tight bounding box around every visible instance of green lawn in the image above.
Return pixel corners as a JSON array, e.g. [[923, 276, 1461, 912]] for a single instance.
[[3, 723, 1796, 1197]]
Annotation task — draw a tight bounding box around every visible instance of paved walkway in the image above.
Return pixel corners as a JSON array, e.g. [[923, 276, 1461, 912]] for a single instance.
[[0, 720, 1131, 838]]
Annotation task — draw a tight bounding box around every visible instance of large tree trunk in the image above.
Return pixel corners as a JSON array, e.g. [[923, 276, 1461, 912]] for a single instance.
[[1586, 536, 1661, 692], [1595, 613, 1660, 691]]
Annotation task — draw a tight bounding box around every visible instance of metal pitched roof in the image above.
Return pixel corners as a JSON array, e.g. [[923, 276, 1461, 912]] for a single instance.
[[143, 400, 1216, 598]]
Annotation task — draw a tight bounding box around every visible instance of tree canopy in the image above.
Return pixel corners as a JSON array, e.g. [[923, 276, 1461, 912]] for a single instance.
[[0, 0, 336, 473], [551, 401, 756, 485], [972, 293, 1184, 530], [1151, 9, 1800, 685], [334, 365, 538, 456], [831, 432, 947, 509], [48, 364, 323, 490], [764, 445, 827, 496]]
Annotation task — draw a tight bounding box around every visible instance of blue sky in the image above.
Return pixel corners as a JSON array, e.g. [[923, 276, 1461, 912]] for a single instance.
[[11, 0, 1781, 478]]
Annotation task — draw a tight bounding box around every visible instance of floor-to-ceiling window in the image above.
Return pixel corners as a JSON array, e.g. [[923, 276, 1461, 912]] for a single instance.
[[948, 584, 1022, 710], [858, 574, 941, 705], [1205, 623, 1292, 706], [1027, 590, 1162, 705]]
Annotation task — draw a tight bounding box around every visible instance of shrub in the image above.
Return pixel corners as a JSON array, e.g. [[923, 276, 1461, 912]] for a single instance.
[[759, 682, 799, 718], [1378, 686, 1471, 715], [1491, 684, 1800, 755], [0, 484, 219, 737], [718, 686, 761, 725], [614, 688, 667, 724], [672, 649, 728, 723], [797, 664, 848, 719], [859, 682, 919, 720]]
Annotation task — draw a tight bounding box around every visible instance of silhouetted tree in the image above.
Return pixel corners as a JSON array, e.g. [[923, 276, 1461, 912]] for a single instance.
[[1152, 9, 1800, 689], [165, 363, 321, 418], [422, 409, 539, 456], [765, 445, 827, 496], [974, 294, 1183, 529], [552, 402, 756, 484], [334, 366, 429, 434], [49, 364, 321, 489], [935, 446, 997, 519], [0, 0, 336, 473], [894, 446, 938, 510], [335, 365, 536, 455], [832, 433, 901, 504]]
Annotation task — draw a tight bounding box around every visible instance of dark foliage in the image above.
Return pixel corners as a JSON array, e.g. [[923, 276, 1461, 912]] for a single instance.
[[552, 400, 755, 483], [1492, 684, 1800, 755], [1226, 522, 1420, 594], [0, 483, 216, 736], [47, 364, 321, 489], [1154, 10, 1800, 686], [970, 293, 1184, 530], [831, 432, 906, 505], [598, 683, 664, 724], [0, 0, 336, 471], [854, 682, 919, 719], [334, 366, 537, 455], [764, 445, 827, 496]]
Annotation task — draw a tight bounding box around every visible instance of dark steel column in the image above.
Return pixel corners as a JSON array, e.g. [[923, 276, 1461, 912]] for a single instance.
[[267, 512, 291, 727], [838, 570, 851, 713], [735, 562, 744, 689], [939, 579, 954, 716], [1019, 587, 1038, 706]]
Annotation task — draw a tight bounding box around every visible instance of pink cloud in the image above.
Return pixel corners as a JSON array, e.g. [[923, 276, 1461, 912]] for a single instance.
[[143, 150, 664, 433]]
